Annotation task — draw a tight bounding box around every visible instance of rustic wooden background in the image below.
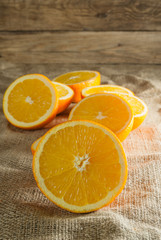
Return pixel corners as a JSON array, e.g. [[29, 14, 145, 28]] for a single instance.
[[0, 0, 161, 83]]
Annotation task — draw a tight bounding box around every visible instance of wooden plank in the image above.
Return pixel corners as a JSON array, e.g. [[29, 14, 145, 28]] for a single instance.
[[0, 0, 161, 31], [0, 32, 161, 64]]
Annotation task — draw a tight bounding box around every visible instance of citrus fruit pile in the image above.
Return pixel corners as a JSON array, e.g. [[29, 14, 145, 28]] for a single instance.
[[3, 71, 148, 213]]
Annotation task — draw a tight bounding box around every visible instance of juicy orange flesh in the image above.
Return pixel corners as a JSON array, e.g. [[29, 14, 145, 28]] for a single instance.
[[84, 86, 133, 96], [119, 95, 145, 115], [55, 72, 96, 84], [53, 83, 69, 98], [8, 79, 52, 123], [70, 95, 130, 134], [39, 125, 121, 206]]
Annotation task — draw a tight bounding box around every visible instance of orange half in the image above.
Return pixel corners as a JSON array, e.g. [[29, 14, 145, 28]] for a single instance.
[[3, 74, 58, 129], [53, 71, 101, 103], [82, 85, 134, 98], [116, 95, 148, 130], [69, 94, 134, 141], [33, 120, 127, 213], [52, 82, 74, 114]]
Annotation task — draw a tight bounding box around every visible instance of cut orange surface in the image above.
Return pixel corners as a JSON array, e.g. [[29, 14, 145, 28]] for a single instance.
[[115, 95, 148, 130], [52, 82, 74, 114], [33, 120, 127, 213], [69, 94, 134, 142], [53, 71, 101, 103], [3, 74, 58, 129], [82, 85, 134, 98], [31, 137, 42, 155]]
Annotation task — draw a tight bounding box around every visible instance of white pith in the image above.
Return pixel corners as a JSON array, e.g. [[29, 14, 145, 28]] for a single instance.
[[74, 154, 90, 172], [25, 96, 33, 104], [96, 112, 107, 120], [69, 76, 79, 80]]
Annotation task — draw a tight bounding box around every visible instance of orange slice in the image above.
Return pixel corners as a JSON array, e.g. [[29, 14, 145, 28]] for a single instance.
[[53, 71, 101, 103], [3, 74, 58, 129], [69, 94, 134, 142], [82, 84, 134, 98], [114, 95, 148, 130], [33, 120, 127, 213], [52, 82, 74, 114], [31, 137, 42, 155]]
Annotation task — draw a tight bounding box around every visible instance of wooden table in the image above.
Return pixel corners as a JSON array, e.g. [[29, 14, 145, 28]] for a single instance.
[[0, 0, 161, 85]]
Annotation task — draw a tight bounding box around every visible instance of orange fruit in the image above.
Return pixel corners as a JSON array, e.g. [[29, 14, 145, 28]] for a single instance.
[[31, 137, 42, 155], [69, 94, 134, 142], [115, 95, 148, 130], [82, 84, 134, 98], [33, 120, 127, 213], [81, 85, 148, 130], [3, 74, 58, 129], [53, 71, 101, 103], [52, 82, 74, 114]]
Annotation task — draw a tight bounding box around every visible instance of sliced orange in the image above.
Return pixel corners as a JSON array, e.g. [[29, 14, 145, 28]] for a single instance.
[[52, 82, 74, 114], [3, 74, 58, 129], [31, 137, 42, 155], [33, 120, 127, 213], [114, 95, 148, 130], [81, 85, 148, 130], [69, 94, 134, 142], [53, 71, 101, 103], [82, 84, 134, 98]]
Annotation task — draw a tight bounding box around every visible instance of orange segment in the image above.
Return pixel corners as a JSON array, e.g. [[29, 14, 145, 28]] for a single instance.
[[3, 74, 58, 129], [69, 94, 134, 141], [31, 137, 42, 155], [52, 82, 74, 114], [33, 120, 127, 213], [82, 85, 134, 98], [54, 83, 69, 97], [53, 71, 101, 103], [114, 95, 148, 130]]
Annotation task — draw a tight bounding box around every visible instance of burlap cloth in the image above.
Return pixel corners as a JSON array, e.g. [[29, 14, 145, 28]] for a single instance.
[[0, 74, 161, 240]]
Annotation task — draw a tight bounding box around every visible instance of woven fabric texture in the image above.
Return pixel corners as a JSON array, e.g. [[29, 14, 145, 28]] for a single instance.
[[0, 75, 161, 240]]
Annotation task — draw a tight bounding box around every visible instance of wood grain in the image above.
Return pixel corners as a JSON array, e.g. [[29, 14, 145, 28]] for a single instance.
[[0, 0, 161, 31], [0, 32, 161, 64]]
